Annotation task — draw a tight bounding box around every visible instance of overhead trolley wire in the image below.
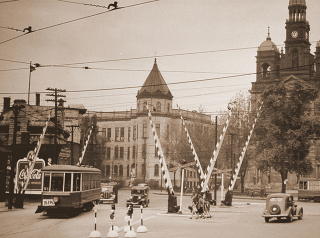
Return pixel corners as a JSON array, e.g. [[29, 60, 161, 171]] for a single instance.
[[0, 0, 160, 45]]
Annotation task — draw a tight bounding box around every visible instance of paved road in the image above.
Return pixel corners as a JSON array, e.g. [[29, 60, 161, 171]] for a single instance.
[[0, 189, 319, 238]]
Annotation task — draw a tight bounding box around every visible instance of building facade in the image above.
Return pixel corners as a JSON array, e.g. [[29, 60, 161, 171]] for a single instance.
[[249, 0, 320, 188], [94, 59, 214, 188]]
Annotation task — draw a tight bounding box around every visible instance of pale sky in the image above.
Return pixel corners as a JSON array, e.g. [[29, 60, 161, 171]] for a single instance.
[[1, 0, 320, 115]]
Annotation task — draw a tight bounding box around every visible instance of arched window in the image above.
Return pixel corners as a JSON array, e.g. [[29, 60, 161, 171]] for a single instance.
[[261, 63, 271, 78], [156, 102, 161, 112], [167, 103, 170, 112], [106, 165, 110, 177], [114, 165, 118, 177], [154, 164, 159, 176], [100, 165, 105, 176], [119, 165, 123, 177], [292, 50, 299, 68], [143, 101, 147, 112], [131, 163, 136, 177], [127, 165, 130, 177]]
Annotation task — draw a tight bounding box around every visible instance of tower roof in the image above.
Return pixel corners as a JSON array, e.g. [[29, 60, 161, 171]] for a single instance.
[[258, 33, 279, 53], [137, 59, 173, 100], [289, 0, 306, 6]]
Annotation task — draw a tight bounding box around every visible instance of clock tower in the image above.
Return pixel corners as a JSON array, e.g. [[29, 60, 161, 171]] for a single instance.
[[281, 0, 313, 78]]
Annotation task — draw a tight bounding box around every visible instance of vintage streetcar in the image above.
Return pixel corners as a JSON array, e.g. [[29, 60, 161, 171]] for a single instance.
[[35, 165, 101, 215], [298, 179, 320, 202]]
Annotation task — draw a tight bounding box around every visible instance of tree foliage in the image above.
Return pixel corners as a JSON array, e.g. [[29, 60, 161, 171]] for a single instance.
[[253, 80, 320, 192]]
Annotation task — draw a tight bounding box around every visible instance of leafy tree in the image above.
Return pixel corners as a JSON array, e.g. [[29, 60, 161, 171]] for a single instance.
[[253, 80, 319, 193]]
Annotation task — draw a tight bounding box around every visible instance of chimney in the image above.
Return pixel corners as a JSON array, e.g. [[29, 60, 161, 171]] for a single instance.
[[36, 93, 40, 106], [3, 97, 10, 111]]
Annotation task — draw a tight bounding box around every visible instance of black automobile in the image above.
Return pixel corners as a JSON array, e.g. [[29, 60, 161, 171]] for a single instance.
[[100, 182, 119, 204], [126, 185, 150, 207]]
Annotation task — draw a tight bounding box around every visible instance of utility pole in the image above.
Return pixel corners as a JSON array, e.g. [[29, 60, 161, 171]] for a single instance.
[[66, 125, 79, 165], [46, 88, 66, 164], [214, 115, 218, 203], [8, 100, 25, 209]]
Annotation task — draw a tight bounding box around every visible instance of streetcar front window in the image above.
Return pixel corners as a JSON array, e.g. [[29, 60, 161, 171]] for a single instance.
[[65, 173, 71, 191], [43, 173, 50, 191], [51, 173, 63, 191]]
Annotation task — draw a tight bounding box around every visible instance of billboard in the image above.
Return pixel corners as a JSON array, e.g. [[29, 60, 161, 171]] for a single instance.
[[14, 158, 45, 194]]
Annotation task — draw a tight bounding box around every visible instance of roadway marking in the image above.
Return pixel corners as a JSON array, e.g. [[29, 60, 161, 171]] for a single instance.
[[118, 215, 157, 231]]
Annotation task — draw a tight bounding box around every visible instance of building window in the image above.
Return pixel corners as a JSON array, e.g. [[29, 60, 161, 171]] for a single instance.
[[143, 123, 147, 138], [102, 128, 106, 137], [115, 127, 120, 141], [292, 50, 299, 68], [128, 127, 131, 141], [120, 147, 124, 158], [155, 145, 158, 157], [133, 146, 136, 159], [154, 164, 159, 176], [143, 102, 147, 112], [167, 103, 170, 112], [106, 147, 111, 159], [114, 165, 118, 177], [127, 165, 130, 177], [261, 63, 271, 78], [127, 147, 130, 159], [156, 102, 161, 112], [309, 145, 315, 157], [120, 127, 124, 141], [107, 128, 111, 141], [119, 165, 123, 177], [106, 165, 110, 177], [115, 146, 119, 159], [167, 125, 169, 139], [133, 126, 136, 140], [156, 124, 160, 138]]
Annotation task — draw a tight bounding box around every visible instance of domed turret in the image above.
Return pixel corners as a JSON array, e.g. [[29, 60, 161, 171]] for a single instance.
[[258, 33, 279, 53]]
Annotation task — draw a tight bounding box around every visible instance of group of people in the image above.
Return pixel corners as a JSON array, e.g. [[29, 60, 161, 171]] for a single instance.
[[188, 190, 212, 219]]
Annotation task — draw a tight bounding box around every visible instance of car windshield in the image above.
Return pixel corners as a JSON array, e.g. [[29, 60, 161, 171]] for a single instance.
[[270, 197, 283, 202]]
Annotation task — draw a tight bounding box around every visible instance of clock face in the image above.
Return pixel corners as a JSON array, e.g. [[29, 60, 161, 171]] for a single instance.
[[291, 31, 298, 38]]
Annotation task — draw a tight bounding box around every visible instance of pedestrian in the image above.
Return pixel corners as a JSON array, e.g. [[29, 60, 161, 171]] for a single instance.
[[189, 192, 198, 219], [196, 193, 204, 219]]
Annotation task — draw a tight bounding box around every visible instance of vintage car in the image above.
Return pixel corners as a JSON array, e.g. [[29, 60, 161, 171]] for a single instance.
[[100, 182, 118, 204], [262, 193, 303, 222], [126, 185, 150, 207]]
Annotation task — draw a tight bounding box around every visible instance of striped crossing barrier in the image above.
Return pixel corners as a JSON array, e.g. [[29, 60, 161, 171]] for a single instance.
[[147, 104, 174, 195], [22, 111, 51, 192], [177, 104, 205, 184], [228, 105, 262, 191], [202, 109, 233, 192], [78, 126, 93, 166]]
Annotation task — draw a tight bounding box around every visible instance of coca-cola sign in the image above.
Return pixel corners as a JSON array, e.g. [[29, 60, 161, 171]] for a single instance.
[[15, 158, 45, 193]]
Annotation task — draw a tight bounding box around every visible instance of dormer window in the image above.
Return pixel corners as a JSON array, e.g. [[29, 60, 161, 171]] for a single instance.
[[143, 102, 147, 112], [261, 63, 271, 79], [156, 102, 161, 112]]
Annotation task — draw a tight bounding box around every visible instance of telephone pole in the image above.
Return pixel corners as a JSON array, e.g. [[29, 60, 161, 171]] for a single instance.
[[66, 125, 79, 165], [46, 88, 66, 164]]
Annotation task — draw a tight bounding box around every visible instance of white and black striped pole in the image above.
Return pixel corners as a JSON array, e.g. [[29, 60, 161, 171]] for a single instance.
[[177, 104, 205, 184], [147, 104, 174, 195], [90, 209, 101, 238], [78, 126, 93, 166], [202, 109, 233, 192], [137, 205, 147, 233], [228, 105, 262, 192], [107, 205, 119, 237]]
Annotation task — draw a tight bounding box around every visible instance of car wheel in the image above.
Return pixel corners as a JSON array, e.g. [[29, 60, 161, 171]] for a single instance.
[[298, 208, 303, 220], [265, 217, 270, 223], [287, 210, 293, 222], [269, 204, 281, 215]]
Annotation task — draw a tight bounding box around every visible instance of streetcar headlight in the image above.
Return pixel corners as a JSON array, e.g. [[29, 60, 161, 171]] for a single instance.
[[138, 196, 141, 199], [53, 197, 59, 203]]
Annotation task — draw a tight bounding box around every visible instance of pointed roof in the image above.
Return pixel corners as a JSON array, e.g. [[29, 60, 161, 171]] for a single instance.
[[137, 59, 173, 100]]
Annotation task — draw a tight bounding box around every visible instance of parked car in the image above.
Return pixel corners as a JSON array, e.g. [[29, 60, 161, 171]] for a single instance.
[[100, 182, 118, 204], [126, 185, 150, 207], [262, 193, 303, 222]]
